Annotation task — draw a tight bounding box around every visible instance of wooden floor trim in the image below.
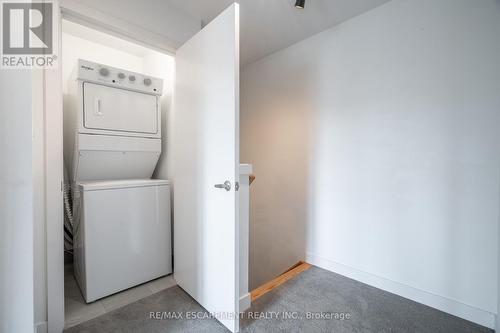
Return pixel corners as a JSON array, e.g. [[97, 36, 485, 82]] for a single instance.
[[250, 261, 311, 301]]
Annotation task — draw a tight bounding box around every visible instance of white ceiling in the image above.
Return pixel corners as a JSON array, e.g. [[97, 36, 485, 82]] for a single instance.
[[167, 0, 391, 65]]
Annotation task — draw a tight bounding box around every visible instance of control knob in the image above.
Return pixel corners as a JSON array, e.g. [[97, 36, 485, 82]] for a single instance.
[[99, 67, 109, 76]]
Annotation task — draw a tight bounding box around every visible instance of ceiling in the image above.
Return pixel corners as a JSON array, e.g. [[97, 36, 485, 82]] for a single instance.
[[167, 0, 391, 65]]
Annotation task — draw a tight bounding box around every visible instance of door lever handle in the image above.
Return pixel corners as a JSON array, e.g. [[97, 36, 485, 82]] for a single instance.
[[215, 181, 231, 191]]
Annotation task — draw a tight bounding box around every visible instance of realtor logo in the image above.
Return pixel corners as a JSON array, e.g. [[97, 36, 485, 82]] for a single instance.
[[1, 0, 57, 68]]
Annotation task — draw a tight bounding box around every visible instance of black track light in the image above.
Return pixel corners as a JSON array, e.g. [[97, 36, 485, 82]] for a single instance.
[[295, 0, 305, 9]]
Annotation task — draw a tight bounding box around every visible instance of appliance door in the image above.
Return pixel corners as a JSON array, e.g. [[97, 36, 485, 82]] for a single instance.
[[81, 183, 171, 302], [83, 83, 158, 135]]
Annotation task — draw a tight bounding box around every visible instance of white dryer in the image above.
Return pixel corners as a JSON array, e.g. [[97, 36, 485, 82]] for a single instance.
[[64, 59, 171, 303], [64, 59, 163, 182]]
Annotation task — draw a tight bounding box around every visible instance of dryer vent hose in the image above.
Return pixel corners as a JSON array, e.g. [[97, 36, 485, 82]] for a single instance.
[[63, 164, 74, 252]]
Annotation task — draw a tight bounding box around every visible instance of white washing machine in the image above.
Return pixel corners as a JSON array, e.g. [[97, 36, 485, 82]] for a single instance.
[[64, 60, 172, 302], [74, 179, 171, 302]]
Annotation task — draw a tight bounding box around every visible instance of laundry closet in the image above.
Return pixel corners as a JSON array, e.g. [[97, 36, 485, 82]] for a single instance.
[[50, 4, 248, 333], [62, 17, 174, 306]]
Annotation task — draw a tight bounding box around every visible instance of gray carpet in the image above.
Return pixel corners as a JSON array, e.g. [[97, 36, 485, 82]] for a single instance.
[[65, 266, 492, 333]]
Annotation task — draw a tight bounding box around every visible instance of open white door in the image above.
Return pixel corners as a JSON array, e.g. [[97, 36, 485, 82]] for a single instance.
[[173, 3, 240, 333]]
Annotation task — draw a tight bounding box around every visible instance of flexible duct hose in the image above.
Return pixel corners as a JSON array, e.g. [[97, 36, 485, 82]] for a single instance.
[[63, 163, 74, 252], [63, 182, 74, 233]]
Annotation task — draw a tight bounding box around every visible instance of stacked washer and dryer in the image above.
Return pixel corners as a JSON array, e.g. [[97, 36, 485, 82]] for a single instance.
[[64, 59, 172, 303]]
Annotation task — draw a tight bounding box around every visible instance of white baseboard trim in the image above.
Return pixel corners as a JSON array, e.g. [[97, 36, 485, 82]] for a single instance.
[[35, 321, 47, 333], [240, 292, 251, 312], [305, 253, 496, 329]]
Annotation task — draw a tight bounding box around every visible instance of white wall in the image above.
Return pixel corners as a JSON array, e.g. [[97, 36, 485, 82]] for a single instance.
[[241, 0, 500, 328], [32, 67, 48, 332], [0, 72, 35, 332], [62, 30, 144, 93], [241, 49, 310, 290], [144, 52, 175, 182], [498, 184, 500, 331]]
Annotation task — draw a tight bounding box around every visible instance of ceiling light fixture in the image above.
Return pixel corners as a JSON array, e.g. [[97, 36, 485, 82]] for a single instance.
[[295, 0, 305, 9]]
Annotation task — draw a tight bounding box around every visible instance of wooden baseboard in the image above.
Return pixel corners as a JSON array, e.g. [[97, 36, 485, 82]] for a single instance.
[[250, 261, 311, 301]]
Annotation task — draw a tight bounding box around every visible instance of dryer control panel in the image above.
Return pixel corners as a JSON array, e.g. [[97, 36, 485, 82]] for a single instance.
[[75, 59, 163, 96]]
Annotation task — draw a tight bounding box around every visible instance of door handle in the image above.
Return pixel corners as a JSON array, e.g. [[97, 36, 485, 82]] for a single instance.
[[95, 98, 103, 116], [215, 181, 231, 191]]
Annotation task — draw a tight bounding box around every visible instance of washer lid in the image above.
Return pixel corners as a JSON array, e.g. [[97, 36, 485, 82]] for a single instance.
[[78, 179, 171, 191]]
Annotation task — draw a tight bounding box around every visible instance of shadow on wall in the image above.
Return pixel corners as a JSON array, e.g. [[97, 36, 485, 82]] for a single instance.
[[240, 49, 317, 290]]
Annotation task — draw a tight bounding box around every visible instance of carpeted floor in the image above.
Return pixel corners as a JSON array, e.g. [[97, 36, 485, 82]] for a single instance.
[[65, 266, 493, 333]]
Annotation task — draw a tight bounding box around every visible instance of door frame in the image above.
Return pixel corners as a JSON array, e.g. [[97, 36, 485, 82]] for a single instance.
[[43, 2, 180, 331]]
